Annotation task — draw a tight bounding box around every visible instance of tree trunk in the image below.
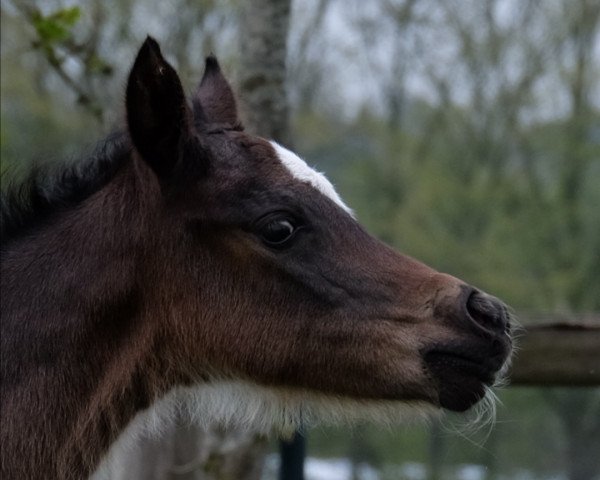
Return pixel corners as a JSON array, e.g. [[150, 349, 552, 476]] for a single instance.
[[238, 0, 292, 146]]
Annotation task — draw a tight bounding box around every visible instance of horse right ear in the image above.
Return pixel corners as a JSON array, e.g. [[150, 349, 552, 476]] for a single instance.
[[193, 56, 242, 129], [126, 37, 193, 178]]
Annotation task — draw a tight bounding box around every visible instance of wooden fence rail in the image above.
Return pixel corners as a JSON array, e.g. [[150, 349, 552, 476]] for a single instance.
[[508, 316, 600, 386]]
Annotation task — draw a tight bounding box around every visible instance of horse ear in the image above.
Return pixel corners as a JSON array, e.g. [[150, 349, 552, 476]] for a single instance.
[[126, 37, 192, 177], [193, 56, 242, 128]]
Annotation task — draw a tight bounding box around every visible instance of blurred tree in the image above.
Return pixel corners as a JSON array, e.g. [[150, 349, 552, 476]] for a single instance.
[[547, 389, 600, 480], [11, 2, 112, 122], [239, 0, 292, 145]]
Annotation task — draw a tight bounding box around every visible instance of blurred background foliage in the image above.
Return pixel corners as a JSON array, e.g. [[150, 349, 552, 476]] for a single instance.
[[1, 0, 599, 479]]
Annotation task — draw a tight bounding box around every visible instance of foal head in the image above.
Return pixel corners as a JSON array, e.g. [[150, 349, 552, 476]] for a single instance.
[[123, 38, 512, 431]]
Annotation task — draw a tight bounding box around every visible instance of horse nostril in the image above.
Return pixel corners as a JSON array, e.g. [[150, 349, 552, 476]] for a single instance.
[[466, 291, 509, 334]]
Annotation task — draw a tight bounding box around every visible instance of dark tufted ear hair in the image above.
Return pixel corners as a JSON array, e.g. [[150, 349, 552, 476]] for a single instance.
[[193, 56, 242, 129], [126, 37, 193, 178]]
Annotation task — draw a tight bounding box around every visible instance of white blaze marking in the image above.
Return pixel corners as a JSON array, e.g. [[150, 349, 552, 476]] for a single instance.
[[270, 141, 353, 216]]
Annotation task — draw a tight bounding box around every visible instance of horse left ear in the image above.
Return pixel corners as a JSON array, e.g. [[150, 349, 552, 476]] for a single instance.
[[193, 56, 242, 129], [126, 37, 192, 178]]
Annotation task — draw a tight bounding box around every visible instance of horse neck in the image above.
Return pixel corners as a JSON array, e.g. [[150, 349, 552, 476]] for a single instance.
[[1, 158, 168, 479]]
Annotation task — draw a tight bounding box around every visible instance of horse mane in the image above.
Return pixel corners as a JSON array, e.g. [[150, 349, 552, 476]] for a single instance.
[[0, 131, 131, 249]]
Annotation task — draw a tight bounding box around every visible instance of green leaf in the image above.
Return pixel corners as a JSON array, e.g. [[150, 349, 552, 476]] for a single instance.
[[52, 6, 81, 27], [31, 7, 81, 45]]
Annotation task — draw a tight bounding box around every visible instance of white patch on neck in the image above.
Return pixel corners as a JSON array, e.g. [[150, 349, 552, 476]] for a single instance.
[[95, 379, 437, 475], [270, 141, 353, 216], [118, 380, 435, 437]]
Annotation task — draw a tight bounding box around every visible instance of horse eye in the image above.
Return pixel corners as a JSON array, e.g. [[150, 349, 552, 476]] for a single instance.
[[259, 218, 296, 247]]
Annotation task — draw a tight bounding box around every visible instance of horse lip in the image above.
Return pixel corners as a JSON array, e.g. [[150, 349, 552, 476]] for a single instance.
[[421, 342, 510, 412], [426, 350, 499, 382]]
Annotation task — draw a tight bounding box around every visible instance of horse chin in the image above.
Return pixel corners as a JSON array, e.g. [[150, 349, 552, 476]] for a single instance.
[[436, 373, 489, 412], [423, 350, 505, 413]]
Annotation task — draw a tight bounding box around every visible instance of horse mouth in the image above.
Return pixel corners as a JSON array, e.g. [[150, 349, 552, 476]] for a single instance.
[[423, 343, 510, 412]]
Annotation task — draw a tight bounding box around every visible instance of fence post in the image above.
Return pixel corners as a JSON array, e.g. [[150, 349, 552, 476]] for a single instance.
[[279, 432, 305, 480]]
